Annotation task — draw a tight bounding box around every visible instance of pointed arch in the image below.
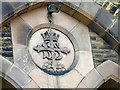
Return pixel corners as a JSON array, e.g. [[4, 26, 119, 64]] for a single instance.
[[78, 60, 120, 88], [0, 56, 36, 88], [1, 2, 119, 54]]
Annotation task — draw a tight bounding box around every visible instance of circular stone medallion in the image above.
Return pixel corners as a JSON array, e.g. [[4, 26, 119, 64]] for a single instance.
[[29, 28, 75, 75]]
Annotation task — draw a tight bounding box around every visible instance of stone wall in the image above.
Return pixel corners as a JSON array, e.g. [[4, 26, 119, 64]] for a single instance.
[[89, 29, 119, 67], [1, 23, 13, 62], [0, 2, 120, 88], [1, 23, 119, 67]]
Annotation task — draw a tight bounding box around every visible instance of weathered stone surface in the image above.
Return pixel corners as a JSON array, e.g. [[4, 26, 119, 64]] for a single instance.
[[70, 2, 81, 7], [89, 30, 119, 67], [96, 60, 119, 81], [5, 64, 31, 87], [1, 2, 119, 89], [79, 2, 101, 17], [58, 69, 83, 88], [20, 6, 48, 28], [70, 22, 91, 51], [29, 28, 75, 75], [13, 45, 35, 74], [23, 80, 39, 88], [0, 76, 1, 90], [118, 66, 120, 79], [47, 75, 57, 88], [11, 17, 32, 45], [109, 19, 119, 40], [4, 76, 21, 88], [75, 51, 94, 76], [77, 82, 88, 88], [21, 6, 79, 31], [94, 8, 115, 28], [0, 56, 13, 75], [0, 29, 2, 54], [66, 32, 79, 51], [29, 67, 58, 88], [82, 68, 104, 88], [2, 23, 13, 62], [61, 2, 77, 16], [2, 2, 14, 18], [52, 11, 78, 31], [0, 71, 2, 77], [29, 67, 48, 88], [8, 2, 27, 9]]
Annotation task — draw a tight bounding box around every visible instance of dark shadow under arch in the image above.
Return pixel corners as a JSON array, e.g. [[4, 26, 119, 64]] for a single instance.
[[98, 79, 120, 90], [0, 76, 17, 90]]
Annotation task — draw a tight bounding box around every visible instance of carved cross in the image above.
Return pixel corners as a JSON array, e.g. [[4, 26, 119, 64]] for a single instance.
[[33, 30, 70, 73]]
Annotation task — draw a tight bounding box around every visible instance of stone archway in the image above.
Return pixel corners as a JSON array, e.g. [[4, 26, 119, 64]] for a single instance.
[[1, 2, 119, 89], [0, 56, 21, 88], [1, 2, 119, 55], [0, 56, 39, 88], [77, 60, 120, 88], [10, 5, 94, 88]]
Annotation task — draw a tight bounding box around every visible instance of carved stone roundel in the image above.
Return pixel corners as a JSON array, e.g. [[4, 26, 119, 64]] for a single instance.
[[29, 28, 75, 75]]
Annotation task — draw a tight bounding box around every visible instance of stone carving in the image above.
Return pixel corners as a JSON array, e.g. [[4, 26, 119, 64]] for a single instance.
[[33, 30, 70, 73]]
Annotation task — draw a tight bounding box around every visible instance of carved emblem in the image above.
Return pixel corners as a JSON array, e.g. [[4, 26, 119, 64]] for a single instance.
[[33, 30, 70, 73]]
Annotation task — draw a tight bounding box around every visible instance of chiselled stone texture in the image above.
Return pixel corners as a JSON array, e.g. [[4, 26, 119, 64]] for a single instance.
[[2, 23, 13, 62], [89, 29, 119, 67]]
